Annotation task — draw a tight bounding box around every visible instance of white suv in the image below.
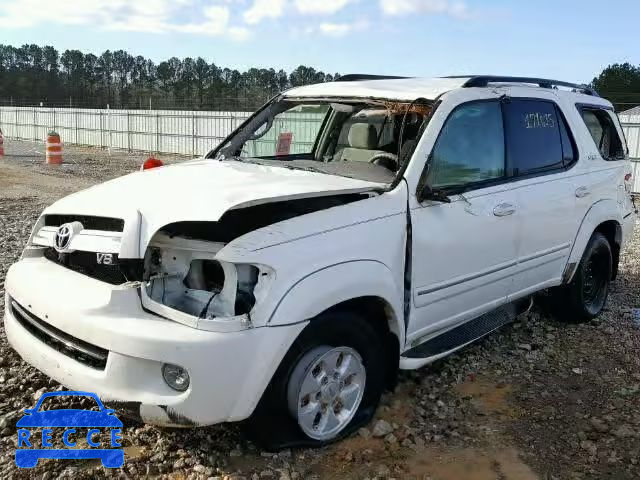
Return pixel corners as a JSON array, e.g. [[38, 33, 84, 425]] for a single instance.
[[4, 75, 636, 448]]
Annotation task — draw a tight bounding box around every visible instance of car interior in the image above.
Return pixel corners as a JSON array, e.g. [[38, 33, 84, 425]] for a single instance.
[[223, 100, 431, 175], [318, 105, 428, 172]]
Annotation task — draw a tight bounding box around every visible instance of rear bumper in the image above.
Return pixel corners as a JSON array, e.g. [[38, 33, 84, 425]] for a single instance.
[[4, 257, 306, 426], [622, 211, 636, 247]]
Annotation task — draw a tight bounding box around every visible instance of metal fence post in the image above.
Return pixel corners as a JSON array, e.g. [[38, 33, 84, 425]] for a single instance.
[[156, 113, 160, 153], [75, 109, 79, 144], [192, 113, 196, 156], [127, 111, 131, 152], [107, 104, 111, 156]]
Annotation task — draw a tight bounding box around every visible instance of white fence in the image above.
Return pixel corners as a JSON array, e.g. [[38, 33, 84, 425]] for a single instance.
[[0, 106, 253, 156], [0, 106, 327, 158], [620, 110, 640, 194]]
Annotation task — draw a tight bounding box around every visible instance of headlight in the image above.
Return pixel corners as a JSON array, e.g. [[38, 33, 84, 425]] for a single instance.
[[141, 239, 274, 331], [162, 364, 190, 392]]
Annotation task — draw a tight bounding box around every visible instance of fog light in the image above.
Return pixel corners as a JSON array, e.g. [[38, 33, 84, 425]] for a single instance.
[[162, 364, 190, 392]]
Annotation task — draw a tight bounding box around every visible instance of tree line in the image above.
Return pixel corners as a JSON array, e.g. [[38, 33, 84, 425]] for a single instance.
[[1, 44, 639, 112], [591, 63, 640, 113], [0, 44, 340, 110]]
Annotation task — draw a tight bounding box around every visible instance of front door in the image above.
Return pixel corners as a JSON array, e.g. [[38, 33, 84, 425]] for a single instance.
[[407, 99, 518, 344]]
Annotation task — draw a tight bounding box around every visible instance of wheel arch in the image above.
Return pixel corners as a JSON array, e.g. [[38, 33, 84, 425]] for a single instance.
[[593, 220, 622, 280], [564, 200, 622, 283], [267, 260, 404, 388]]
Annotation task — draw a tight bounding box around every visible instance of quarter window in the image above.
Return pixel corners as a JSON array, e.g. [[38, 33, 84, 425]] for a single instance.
[[580, 108, 625, 161], [428, 101, 505, 188], [504, 99, 572, 175]]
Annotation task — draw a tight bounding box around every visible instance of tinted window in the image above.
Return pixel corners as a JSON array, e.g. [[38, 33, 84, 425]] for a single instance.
[[429, 101, 505, 188], [580, 108, 625, 160], [505, 99, 566, 175], [558, 112, 576, 165]]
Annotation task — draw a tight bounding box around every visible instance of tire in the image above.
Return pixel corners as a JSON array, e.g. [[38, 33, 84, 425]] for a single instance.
[[245, 311, 387, 450], [554, 232, 612, 323]]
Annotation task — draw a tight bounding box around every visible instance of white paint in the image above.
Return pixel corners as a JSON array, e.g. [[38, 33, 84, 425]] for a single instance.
[[284, 76, 468, 102], [3, 78, 636, 431], [41, 159, 384, 257]]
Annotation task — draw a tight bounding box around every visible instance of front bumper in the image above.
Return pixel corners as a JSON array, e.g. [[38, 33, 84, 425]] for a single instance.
[[4, 257, 306, 426]]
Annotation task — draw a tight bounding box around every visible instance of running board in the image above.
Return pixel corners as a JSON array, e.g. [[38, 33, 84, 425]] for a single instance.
[[401, 300, 529, 364]]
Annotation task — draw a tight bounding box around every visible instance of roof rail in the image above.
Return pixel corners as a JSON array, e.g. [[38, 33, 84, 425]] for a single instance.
[[336, 74, 409, 82], [459, 75, 599, 97]]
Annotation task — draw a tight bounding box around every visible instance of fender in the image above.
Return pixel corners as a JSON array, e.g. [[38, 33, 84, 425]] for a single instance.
[[564, 199, 622, 283], [268, 260, 405, 348]]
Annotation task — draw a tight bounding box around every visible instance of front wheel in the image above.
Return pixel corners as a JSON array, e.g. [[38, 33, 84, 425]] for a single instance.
[[556, 232, 612, 322], [287, 345, 366, 441], [246, 311, 387, 450]]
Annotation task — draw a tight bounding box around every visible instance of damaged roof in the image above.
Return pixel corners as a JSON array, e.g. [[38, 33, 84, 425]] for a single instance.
[[283, 77, 470, 101]]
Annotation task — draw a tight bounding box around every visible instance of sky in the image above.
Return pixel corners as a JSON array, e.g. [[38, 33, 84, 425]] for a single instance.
[[0, 0, 638, 83]]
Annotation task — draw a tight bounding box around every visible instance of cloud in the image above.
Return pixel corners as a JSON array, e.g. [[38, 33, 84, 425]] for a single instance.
[[243, 0, 286, 24], [380, 0, 469, 18], [318, 19, 369, 37], [0, 0, 250, 39], [0, 0, 476, 42], [294, 0, 355, 15]]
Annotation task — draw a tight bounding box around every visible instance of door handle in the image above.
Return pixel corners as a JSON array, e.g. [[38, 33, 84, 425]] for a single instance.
[[493, 203, 516, 217], [575, 186, 590, 198]]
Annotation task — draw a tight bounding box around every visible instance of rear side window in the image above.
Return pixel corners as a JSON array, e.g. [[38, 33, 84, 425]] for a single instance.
[[428, 101, 505, 188], [579, 107, 625, 161], [504, 99, 575, 176]]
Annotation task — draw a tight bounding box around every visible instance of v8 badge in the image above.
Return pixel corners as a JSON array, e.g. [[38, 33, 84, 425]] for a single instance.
[[96, 253, 113, 265]]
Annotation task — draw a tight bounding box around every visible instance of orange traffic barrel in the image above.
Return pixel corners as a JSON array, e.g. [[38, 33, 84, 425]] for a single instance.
[[0, 128, 4, 157], [141, 157, 164, 171], [46, 131, 62, 165]]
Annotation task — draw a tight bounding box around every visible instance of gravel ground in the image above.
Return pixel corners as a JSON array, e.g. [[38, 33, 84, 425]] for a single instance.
[[0, 141, 639, 479]]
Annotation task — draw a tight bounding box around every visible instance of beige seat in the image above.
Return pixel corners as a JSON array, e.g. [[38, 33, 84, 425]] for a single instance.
[[335, 123, 388, 163]]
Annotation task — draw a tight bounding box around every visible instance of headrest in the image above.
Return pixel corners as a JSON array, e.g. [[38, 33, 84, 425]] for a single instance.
[[348, 123, 378, 149]]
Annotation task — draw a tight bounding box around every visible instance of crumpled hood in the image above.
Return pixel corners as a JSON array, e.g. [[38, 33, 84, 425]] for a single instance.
[[43, 159, 382, 253]]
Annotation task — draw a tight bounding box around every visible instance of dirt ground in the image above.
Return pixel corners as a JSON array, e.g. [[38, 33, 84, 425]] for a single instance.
[[0, 141, 639, 480]]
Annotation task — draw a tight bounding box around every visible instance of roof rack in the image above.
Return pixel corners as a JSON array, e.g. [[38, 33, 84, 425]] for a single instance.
[[458, 75, 599, 97], [336, 74, 409, 82]]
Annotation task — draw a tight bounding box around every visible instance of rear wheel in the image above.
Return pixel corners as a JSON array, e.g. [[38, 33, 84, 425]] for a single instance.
[[246, 311, 387, 450], [554, 233, 612, 322]]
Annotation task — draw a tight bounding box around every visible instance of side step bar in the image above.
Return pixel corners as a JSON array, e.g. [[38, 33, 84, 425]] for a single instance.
[[401, 299, 531, 364]]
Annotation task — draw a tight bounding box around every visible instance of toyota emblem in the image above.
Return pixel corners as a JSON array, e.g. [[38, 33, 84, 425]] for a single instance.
[[54, 222, 83, 253]]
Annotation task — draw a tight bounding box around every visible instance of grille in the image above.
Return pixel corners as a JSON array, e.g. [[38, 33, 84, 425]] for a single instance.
[[44, 215, 124, 232], [10, 299, 108, 370], [44, 248, 129, 285]]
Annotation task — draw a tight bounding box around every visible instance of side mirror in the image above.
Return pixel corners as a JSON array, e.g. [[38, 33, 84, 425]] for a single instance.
[[417, 183, 451, 204]]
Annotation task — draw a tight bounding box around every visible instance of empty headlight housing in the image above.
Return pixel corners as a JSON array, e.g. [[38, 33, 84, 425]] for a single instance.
[[140, 236, 275, 331]]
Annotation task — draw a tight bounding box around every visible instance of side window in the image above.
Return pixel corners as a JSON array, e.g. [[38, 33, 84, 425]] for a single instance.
[[580, 108, 625, 161], [504, 99, 572, 175], [428, 101, 505, 188]]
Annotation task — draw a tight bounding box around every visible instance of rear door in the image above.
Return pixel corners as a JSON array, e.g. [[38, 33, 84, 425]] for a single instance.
[[504, 97, 581, 297]]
